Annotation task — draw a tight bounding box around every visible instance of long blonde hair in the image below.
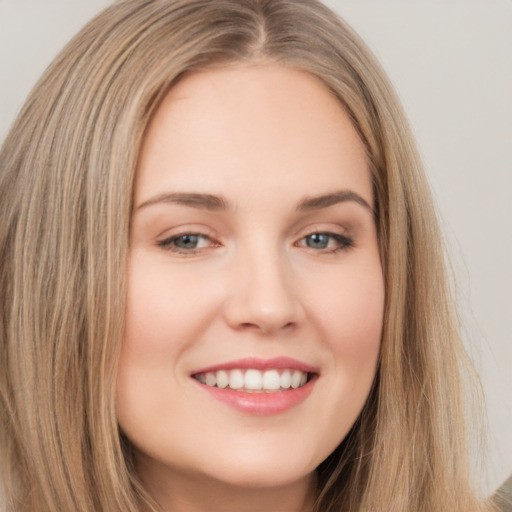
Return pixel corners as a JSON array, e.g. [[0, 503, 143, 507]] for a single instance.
[[0, 0, 484, 510]]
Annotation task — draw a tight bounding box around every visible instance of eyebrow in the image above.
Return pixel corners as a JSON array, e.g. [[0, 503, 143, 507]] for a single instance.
[[136, 192, 229, 211], [136, 189, 373, 214], [296, 190, 373, 213]]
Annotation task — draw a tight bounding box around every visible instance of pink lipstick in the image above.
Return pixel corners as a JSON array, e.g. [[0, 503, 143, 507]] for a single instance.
[[190, 357, 319, 415]]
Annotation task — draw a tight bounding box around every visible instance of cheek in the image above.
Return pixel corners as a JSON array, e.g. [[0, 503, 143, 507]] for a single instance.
[[306, 259, 384, 357], [116, 253, 219, 431], [304, 262, 384, 421], [330, 282, 383, 389], [334, 284, 383, 359], [121, 252, 220, 359]]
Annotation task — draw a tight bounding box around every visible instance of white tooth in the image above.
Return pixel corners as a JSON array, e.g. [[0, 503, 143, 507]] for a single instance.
[[291, 370, 303, 389], [196, 373, 206, 384], [244, 369, 262, 390], [216, 370, 229, 389], [280, 370, 291, 389], [205, 372, 217, 387], [262, 370, 280, 390], [300, 372, 308, 386], [229, 369, 244, 389]]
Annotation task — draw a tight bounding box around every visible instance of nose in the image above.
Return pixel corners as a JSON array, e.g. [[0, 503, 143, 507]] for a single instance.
[[223, 246, 305, 335]]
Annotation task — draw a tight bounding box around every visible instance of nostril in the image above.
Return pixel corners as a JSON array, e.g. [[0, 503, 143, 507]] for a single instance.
[[236, 320, 297, 334], [238, 322, 260, 331]]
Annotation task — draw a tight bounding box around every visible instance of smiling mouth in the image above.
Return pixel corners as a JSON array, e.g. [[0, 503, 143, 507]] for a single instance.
[[192, 368, 312, 393]]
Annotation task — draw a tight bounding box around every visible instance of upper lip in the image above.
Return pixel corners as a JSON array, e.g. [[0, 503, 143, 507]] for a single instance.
[[190, 357, 320, 376]]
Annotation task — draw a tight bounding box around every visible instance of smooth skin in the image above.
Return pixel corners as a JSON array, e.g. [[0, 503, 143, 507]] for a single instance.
[[116, 63, 385, 512]]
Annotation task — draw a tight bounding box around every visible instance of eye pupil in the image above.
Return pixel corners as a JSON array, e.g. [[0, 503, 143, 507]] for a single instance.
[[174, 234, 199, 248], [307, 233, 329, 249]]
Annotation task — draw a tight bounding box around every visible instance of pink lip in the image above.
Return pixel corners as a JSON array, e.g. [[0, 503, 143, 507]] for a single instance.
[[190, 357, 319, 416], [190, 356, 320, 375], [195, 380, 317, 416]]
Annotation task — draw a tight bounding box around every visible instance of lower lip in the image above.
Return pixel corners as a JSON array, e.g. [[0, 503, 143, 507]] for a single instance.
[[194, 378, 317, 416]]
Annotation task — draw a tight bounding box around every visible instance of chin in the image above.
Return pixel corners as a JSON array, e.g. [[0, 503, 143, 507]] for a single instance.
[[207, 460, 316, 489]]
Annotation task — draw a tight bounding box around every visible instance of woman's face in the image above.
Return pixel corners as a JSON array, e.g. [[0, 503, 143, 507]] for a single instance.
[[117, 64, 384, 500]]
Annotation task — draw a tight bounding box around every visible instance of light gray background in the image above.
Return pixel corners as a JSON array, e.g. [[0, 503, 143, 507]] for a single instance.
[[1, 0, 510, 498]]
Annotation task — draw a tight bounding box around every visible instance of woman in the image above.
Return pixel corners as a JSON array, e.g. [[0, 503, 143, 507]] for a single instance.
[[0, 0, 488, 511]]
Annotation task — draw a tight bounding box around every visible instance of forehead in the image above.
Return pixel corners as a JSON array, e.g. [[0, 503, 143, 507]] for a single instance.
[[135, 63, 372, 208]]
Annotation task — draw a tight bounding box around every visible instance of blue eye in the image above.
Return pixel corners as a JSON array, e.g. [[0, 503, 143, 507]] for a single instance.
[[158, 233, 212, 252], [305, 233, 331, 249], [299, 232, 353, 252], [172, 234, 203, 249]]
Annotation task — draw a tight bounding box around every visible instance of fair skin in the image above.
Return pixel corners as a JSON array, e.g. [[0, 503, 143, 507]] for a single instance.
[[116, 63, 384, 512]]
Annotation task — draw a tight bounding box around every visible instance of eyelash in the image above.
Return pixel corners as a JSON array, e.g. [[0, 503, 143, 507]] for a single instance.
[[157, 233, 218, 254], [295, 232, 354, 253], [157, 231, 354, 255]]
